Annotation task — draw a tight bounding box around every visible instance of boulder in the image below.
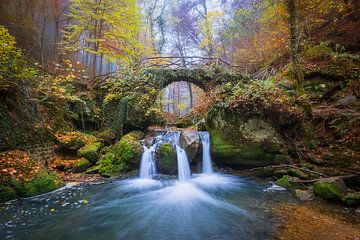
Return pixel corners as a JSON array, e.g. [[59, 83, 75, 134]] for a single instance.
[[113, 131, 144, 167], [72, 158, 92, 173], [55, 131, 98, 152], [313, 177, 347, 200], [156, 143, 177, 174], [180, 131, 202, 165], [77, 141, 101, 163], [207, 114, 283, 168]]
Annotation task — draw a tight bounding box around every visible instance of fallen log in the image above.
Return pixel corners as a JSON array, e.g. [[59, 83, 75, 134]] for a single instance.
[[293, 174, 359, 184], [242, 164, 328, 177]]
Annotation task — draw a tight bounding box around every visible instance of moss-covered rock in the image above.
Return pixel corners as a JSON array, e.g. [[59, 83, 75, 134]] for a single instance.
[[96, 129, 116, 145], [0, 186, 17, 202], [156, 143, 177, 174], [55, 131, 98, 152], [313, 177, 347, 200], [77, 141, 101, 163], [72, 158, 92, 173], [97, 152, 127, 177], [276, 175, 293, 189], [208, 117, 283, 168], [113, 132, 144, 167], [342, 192, 360, 206], [24, 171, 64, 196], [0, 150, 64, 202]]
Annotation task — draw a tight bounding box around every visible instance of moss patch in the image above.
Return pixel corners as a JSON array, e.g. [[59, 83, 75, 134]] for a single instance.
[[276, 175, 293, 189], [342, 192, 360, 206], [113, 132, 143, 165], [72, 158, 92, 173], [313, 178, 347, 200], [56, 131, 98, 152], [157, 143, 176, 174], [77, 141, 101, 163]]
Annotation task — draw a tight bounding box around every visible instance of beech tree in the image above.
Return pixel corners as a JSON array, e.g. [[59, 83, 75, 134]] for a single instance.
[[61, 0, 142, 81]]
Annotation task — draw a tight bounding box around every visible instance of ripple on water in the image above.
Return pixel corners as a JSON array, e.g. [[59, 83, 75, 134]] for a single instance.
[[0, 176, 293, 240]]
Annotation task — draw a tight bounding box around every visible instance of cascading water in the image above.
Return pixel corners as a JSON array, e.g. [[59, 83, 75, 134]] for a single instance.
[[139, 145, 157, 179], [198, 131, 213, 174], [172, 131, 191, 182], [138, 131, 192, 181]]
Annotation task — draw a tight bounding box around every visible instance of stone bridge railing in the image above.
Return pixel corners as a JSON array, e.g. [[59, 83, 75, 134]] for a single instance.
[[140, 56, 261, 74]]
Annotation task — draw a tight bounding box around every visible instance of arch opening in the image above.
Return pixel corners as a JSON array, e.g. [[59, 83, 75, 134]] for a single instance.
[[156, 81, 205, 123]]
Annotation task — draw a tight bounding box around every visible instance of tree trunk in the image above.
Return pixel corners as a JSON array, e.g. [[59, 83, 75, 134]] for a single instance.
[[187, 82, 193, 110], [287, 0, 304, 95]]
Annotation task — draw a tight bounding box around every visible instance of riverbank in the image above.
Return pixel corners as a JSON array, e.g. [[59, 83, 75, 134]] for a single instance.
[[274, 202, 360, 240]]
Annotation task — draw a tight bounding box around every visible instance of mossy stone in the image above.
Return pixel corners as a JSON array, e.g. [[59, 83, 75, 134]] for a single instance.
[[56, 131, 98, 152], [156, 143, 176, 174], [113, 132, 143, 166], [77, 141, 101, 163], [313, 177, 347, 200], [342, 192, 360, 206], [97, 152, 127, 177], [24, 171, 64, 197], [72, 158, 92, 173], [208, 117, 282, 168], [0, 186, 17, 202], [276, 175, 293, 189]]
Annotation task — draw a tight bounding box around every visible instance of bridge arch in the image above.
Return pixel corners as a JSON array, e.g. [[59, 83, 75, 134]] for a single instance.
[[141, 56, 249, 92]]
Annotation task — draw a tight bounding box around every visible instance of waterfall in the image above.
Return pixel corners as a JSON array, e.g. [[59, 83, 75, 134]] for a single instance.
[[138, 131, 192, 181], [172, 132, 191, 182], [199, 131, 213, 174], [139, 145, 157, 179]]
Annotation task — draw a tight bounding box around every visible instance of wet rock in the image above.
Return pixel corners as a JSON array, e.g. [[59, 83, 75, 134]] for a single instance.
[[156, 143, 177, 174], [276, 175, 294, 189], [313, 177, 347, 200], [181, 131, 202, 165], [342, 192, 360, 206]]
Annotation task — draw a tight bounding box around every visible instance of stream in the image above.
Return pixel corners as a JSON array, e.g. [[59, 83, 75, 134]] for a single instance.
[[0, 131, 358, 239]]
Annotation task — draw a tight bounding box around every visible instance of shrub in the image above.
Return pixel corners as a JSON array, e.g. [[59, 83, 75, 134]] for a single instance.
[[0, 26, 36, 91]]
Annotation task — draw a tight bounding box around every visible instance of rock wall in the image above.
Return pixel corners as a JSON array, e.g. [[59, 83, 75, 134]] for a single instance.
[[21, 143, 55, 166]]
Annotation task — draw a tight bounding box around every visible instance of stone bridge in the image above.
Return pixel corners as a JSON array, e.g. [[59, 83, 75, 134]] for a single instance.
[[139, 56, 258, 91]]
